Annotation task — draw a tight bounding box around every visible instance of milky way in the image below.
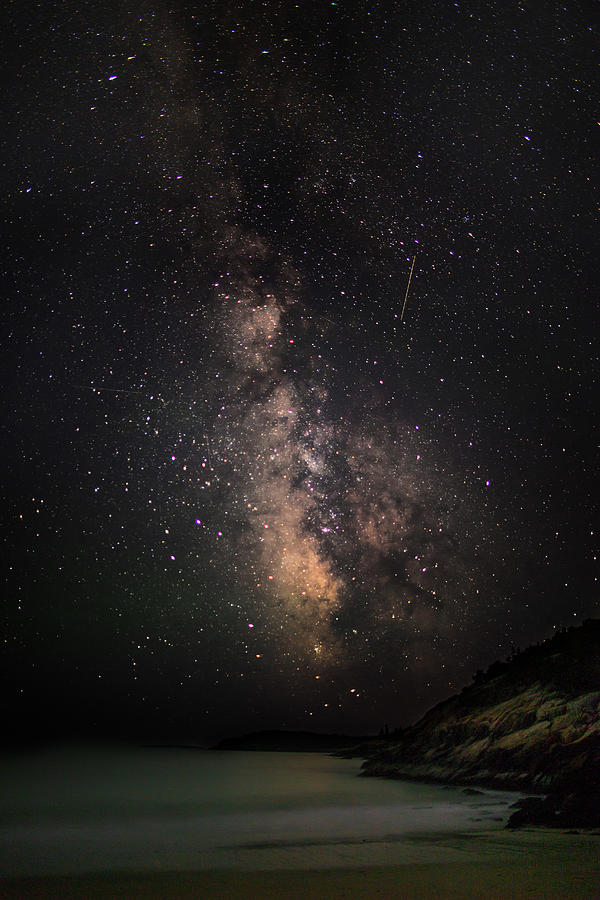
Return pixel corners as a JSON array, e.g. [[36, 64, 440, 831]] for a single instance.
[[2, 0, 597, 740], [200, 246, 477, 663]]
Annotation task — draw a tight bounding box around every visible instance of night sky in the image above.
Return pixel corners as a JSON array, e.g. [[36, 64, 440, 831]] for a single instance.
[[2, 0, 598, 744]]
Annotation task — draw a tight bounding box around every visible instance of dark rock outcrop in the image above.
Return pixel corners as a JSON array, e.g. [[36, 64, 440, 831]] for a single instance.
[[361, 619, 600, 827], [213, 730, 372, 752]]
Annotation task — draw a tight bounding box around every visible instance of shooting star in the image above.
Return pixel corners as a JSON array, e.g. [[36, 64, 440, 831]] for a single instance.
[[205, 434, 213, 470], [400, 255, 416, 322], [73, 384, 151, 396]]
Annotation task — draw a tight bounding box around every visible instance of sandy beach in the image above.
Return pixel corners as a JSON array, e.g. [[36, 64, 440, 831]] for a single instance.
[[0, 861, 597, 900], [1, 830, 598, 899]]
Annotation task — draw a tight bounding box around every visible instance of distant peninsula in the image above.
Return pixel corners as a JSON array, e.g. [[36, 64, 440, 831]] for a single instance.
[[213, 730, 373, 753], [359, 618, 600, 829]]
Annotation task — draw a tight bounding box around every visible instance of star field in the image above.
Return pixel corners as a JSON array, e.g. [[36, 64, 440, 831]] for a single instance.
[[2, 0, 598, 742]]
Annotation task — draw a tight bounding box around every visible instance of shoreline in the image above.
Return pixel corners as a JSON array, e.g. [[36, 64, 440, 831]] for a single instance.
[[0, 830, 598, 899]]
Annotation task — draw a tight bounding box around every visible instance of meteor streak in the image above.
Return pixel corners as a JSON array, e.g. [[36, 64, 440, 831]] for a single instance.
[[400, 255, 416, 322]]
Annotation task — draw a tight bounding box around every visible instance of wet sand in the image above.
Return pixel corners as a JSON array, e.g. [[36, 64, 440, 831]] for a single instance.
[[1, 830, 597, 899]]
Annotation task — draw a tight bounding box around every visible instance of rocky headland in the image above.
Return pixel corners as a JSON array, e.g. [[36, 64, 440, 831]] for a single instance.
[[360, 619, 600, 828]]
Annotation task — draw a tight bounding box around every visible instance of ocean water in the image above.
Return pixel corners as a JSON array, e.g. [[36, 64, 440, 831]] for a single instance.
[[0, 746, 520, 877]]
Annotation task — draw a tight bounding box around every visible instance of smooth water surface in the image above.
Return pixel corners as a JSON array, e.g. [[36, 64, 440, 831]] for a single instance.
[[0, 746, 520, 876]]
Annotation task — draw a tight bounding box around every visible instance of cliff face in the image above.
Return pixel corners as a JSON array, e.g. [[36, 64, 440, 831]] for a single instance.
[[361, 620, 600, 823]]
